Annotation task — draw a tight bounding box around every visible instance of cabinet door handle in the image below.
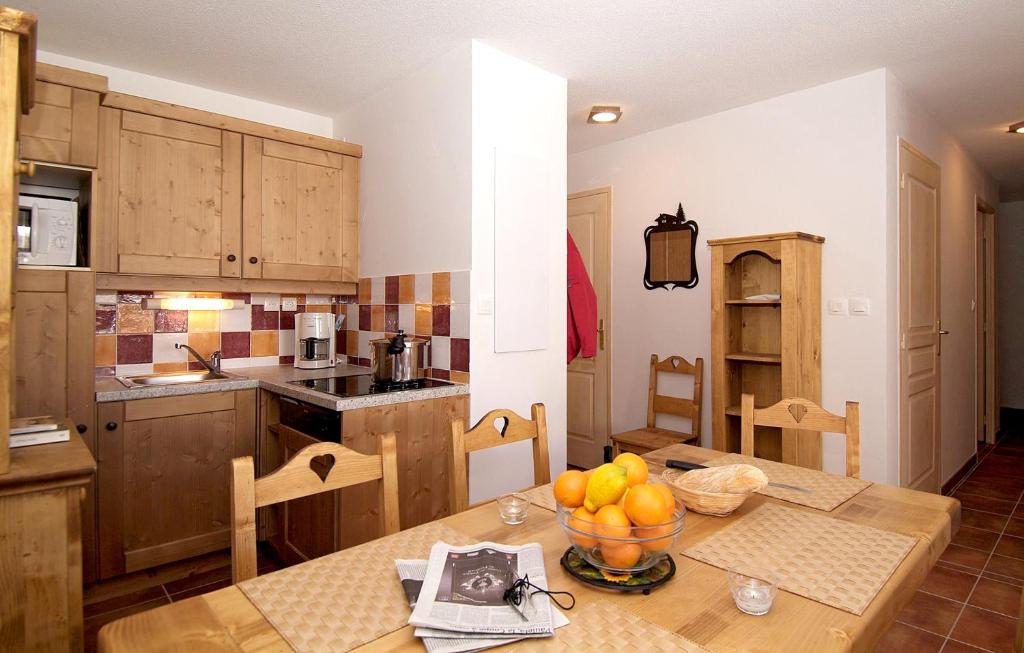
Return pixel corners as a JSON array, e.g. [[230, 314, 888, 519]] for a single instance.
[[17, 160, 35, 177], [226, 254, 236, 262], [249, 256, 258, 264], [76, 423, 87, 434], [105, 421, 118, 431]]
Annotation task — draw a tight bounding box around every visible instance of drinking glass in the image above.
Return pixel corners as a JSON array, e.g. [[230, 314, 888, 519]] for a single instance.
[[497, 493, 530, 525], [727, 568, 779, 616]]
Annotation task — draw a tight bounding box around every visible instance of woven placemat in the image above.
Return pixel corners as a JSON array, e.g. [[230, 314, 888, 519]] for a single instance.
[[683, 503, 916, 615], [238, 521, 473, 653], [520, 482, 557, 512], [705, 453, 871, 511], [509, 602, 711, 652]]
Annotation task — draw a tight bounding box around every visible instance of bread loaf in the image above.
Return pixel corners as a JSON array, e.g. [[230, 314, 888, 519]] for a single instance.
[[674, 464, 768, 495]]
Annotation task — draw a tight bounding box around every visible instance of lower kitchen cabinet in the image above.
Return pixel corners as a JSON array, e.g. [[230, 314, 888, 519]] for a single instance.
[[259, 392, 469, 564], [96, 390, 256, 578]]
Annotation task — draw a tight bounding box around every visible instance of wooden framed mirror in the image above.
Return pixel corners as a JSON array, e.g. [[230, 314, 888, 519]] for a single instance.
[[643, 203, 698, 290]]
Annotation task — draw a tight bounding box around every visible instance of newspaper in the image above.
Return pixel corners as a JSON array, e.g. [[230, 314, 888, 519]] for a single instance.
[[397, 555, 569, 653], [407, 541, 555, 636]]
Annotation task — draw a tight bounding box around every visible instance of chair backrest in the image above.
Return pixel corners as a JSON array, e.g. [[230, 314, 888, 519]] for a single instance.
[[647, 354, 704, 439], [740, 394, 861, 478], [450, 404, 550, 514], [230, 434, 400, 583]]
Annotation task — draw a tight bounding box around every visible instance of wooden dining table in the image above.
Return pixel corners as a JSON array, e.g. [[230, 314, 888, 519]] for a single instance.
[[98, 443, 960, 652]]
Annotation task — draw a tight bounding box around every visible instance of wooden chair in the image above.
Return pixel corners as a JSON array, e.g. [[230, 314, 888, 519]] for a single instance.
[[450, 404, 550, 514], [611, 354, 704, 456], [740, 394, 861, 478], [230, 435, 400, 583]]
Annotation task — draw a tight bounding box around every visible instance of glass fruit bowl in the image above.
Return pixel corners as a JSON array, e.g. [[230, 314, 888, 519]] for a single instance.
[[555, 499, 686, 574]]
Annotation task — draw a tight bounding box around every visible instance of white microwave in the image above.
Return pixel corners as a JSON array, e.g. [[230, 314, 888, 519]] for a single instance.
[[17, 194, 78, 266]]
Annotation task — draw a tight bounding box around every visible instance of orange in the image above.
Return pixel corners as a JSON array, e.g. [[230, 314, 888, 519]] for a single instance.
[[624, 484, 672, 527], [601, 542, 643, 569], [583, 468, 595, 480], [636, 524, 675, 552], [612, 452, 649, 487], [553, 470, 588, 508], [568, 506, 598, 549], [651, 483, 677, 514], [594, 504, 631, 542]]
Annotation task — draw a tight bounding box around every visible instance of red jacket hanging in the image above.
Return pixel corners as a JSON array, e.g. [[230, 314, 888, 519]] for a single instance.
[[567, 231, 598, 363]]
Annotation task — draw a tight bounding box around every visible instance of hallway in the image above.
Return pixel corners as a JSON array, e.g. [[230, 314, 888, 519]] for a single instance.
[[877, 429, 1023, 652]]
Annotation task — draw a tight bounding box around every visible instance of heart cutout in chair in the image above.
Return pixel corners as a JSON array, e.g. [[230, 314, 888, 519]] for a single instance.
[[310, 454, 336, 483], [671, 358, 681, 369], [788, 404, 807, 423], [493, 416, 510, 437]]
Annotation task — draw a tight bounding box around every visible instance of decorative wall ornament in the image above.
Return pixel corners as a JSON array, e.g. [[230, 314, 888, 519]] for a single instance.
[[643, 203, 699, 290]]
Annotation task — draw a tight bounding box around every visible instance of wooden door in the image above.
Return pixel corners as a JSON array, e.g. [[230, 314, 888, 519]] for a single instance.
[[242, 136, 358, 283], [567, 188, 612, 468], [19, 80, 99, 167], [108, 110, 242, 277], [273, 425, 339, 565], [899, 141, 941, 492], [976, 204, 998, 444], [97, 391, 255, 578]]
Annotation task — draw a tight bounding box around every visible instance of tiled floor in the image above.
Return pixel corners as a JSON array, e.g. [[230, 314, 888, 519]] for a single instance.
[[876, 435, 1023, 653], [82, 544, 285, 653]]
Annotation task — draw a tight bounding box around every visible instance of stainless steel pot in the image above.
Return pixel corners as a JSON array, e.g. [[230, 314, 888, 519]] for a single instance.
[[370, 331, 430, 382]]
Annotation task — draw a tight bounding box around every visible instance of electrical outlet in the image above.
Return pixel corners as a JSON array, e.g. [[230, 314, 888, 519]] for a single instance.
[[850, 297, 871, 316], [281, 297, 297, 311], [263, 296, 280, 311], [828, 298, 849, 316], [306, 294, 330, 305]]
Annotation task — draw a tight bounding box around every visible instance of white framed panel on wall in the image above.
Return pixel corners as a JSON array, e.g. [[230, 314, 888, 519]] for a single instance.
[[493, 147, 550, 352]]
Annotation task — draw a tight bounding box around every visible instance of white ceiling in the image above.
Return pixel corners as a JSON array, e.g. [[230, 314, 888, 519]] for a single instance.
[[20, 0, 1024, 197]]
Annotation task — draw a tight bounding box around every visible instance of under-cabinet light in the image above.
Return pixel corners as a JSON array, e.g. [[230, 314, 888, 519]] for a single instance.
[[1009, 121, 1024, 134], [141, 297, 237, 311]]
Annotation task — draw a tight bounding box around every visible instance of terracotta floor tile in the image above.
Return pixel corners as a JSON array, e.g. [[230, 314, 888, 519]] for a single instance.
[[1004, 518, 1024, 539], [942, 639, 994, 653], [954, 526, 1002, 552], [896, 590, 963, 636], [982, 570, 1024, 587], [987, 554, 1024, 580], [941, 544, 993, 571], [920, 564, 978, 602], [961, 509, 1010, 533], [995, 534, 1024, 560], [968, 576, 1022, 617], [954, 492, 1018, 516], [874, 622, 945, 653], [949, 605, 1018, 653], [959, 480, 1023, 502]]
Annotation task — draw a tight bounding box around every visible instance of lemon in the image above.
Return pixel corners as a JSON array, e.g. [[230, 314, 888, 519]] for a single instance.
[[583, 463, 629, 513]]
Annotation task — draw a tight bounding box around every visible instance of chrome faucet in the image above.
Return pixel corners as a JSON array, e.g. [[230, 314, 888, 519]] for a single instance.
[[175, 343, 222, 374]]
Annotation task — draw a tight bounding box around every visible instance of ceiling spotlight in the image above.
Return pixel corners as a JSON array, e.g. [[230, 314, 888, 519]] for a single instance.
[[588, 106, 622, 124], [1009, 120, 1024, 134]]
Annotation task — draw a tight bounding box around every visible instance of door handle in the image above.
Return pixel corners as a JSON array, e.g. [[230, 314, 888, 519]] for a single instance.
[[597, 318, 605, 351], [938, 330, 950, 335]]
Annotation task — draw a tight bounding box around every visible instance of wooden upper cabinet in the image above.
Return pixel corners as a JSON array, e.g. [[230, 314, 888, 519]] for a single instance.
[[19, 63, 106, 167], [98, 109, 243, 277], [242, 136, 359, 283]]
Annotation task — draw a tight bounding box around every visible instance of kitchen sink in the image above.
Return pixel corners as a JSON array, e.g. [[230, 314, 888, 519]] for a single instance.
[[118, 371, 232, 387]]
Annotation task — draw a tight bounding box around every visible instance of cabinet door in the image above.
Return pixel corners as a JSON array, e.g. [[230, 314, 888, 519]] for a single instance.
[[20, 80, 99, 166], [111, 111, 242, 277], [242, 136, 358, 283], [97, 391, 256, 578], [271, 425, 339, 565]]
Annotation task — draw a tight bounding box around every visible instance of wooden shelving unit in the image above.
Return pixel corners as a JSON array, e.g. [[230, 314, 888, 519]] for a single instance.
[[710, 232, 823, 469]]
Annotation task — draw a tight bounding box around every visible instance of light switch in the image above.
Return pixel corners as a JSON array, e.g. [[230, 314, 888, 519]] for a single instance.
[[828, 298, 849, 316], [263, 296, 280, 311], [850, 297, 871, 316], [282, 297, 297, 311]]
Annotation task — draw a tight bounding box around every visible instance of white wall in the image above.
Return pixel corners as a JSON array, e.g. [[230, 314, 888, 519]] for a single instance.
[[886, 72, 1000, 482], [468, 41, 568, 503], [38, 50, 333, 136], [998, 201, 1024, 409], [333, 45, 473, 277], [570, 70, 891, 481]]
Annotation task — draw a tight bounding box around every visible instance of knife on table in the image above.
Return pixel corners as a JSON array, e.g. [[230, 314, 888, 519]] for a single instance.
[[665, 459, 811, 494]]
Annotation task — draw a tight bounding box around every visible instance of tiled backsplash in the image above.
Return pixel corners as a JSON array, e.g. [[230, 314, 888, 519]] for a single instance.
[[95, 269, 471, 383], [340, 271, 470, 383], [95, 291, 342, 377]]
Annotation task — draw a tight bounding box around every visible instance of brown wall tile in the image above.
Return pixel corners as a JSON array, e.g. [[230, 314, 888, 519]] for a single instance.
[[95, 335, 116, 366], [117, 334, 153, 364], [415, 304, 433, 336], [188, 310, 220, 333], [251, 331, 279, 358], [371, 305, 385, 332], [116, 304, 154, 334], [432, 272, 451, 304], [155, 309, 188, 333], [358, 278, 371, 304], [385, 276, 399, 304], [398, 275, 415, 304], [153, 362, 187, 373], [186, 332, 220, 360]]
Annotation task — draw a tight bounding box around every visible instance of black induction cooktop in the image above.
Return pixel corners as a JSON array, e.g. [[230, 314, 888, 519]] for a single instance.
[[288, 374, 452, 397]]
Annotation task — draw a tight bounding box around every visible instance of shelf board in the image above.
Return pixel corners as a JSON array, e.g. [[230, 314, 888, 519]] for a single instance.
[[725, 405, 741, 417], [724, 352, 782, 364], [724, 299, 781, 306]]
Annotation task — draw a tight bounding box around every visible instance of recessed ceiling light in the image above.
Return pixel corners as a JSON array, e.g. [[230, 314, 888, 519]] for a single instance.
[[588, 106, 622, 124], [1009, 120, 1024, 134]]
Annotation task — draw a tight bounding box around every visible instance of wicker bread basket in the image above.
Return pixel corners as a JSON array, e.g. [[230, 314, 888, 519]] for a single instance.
[[661, 465, 766, 516]]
